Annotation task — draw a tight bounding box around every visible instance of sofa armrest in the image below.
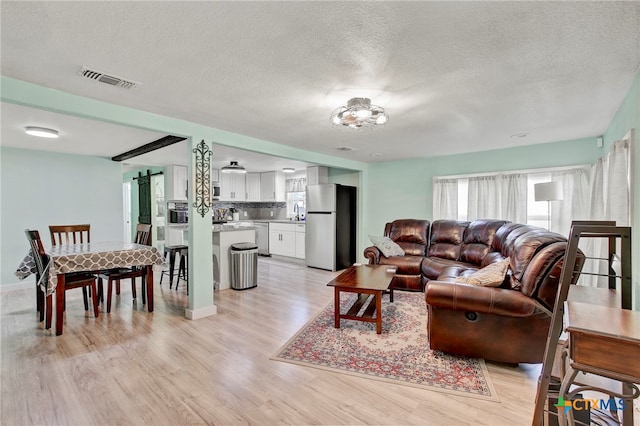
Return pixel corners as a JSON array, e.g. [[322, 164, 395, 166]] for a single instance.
[[425, 281, 549, 317], [363, 245, 382, 264]]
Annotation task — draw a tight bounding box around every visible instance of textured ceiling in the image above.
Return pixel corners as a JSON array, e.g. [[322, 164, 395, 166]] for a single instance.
[[1, 1, 639, 165]]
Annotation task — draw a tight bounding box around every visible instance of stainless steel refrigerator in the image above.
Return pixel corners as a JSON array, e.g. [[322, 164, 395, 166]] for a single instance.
[[305, 183, 356, 271]]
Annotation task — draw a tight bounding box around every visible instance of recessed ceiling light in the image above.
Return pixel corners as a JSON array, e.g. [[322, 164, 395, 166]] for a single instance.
[[336, 146, 358, 152], [369, 153, 383, 157], [510, 133, 528, 138], [24, 126, 59, 138], [282, 167, 295, 173]]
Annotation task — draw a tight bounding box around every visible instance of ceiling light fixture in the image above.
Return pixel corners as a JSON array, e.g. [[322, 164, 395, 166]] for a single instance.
[[220, 161, 246, 174], [282, 168, 295, 173], [330, 97, 388, 129], [24, 126, 59, 138]]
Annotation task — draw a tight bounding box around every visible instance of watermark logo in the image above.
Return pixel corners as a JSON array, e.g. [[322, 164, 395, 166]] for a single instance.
[[554, 396, 626, 413]]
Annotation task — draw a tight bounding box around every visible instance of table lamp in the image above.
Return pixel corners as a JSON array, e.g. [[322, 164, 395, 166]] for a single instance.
[[534, 181, 563, 230]]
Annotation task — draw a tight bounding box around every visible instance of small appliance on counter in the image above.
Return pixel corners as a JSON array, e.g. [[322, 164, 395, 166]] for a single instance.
[[168, 200, 189, 224]]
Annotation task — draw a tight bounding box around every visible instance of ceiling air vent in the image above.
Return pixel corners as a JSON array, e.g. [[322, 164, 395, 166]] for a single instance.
[[78, 66, 140, 89]]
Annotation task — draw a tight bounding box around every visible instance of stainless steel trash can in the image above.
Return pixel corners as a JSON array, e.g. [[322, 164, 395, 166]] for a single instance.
[[230, 242, 258, 290]]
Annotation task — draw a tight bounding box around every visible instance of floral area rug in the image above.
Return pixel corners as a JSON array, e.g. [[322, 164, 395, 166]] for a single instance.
[[271, 291, 499, 401]]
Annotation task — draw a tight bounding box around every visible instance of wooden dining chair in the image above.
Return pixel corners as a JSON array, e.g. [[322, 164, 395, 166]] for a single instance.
[[25, 229, 99, 329], [99, 224, 152, 313], [49, 224, 96, 308], [49, 224, 91, 245]]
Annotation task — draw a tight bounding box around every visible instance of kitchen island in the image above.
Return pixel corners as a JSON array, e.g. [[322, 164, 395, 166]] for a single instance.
[[212, 224, 256, 290]]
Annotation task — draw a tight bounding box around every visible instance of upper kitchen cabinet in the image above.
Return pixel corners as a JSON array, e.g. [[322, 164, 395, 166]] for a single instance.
[[246, 173, 261, 201], [211, 168, 220, 183], [220, 173, 246, 201], [260, 171, 285, 202], [166, 165, 188, 201], [306, 166, 328, 185]]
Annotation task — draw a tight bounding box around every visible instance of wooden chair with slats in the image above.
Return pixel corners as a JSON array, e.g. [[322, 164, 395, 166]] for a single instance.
[[49, 224, 96, 309], [26, 229, 99, 329], [49, 224, 91, 245], [98, 224, 152, 313]]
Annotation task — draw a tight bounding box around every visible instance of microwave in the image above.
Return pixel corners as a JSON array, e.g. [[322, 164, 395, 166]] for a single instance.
[[169, 209, 188, 223], [212, 182, 221, 200]]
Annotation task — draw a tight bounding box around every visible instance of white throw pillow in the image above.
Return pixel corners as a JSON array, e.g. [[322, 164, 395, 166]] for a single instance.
[[454, 258, 511, 287], [369, 235, 405, 257]]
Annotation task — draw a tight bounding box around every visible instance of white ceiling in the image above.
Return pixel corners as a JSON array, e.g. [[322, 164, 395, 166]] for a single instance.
[[1, 1, 639, 167]]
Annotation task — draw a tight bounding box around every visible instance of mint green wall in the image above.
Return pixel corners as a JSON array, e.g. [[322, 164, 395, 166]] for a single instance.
[[0, 147, 123, 284], [603, 68, 639, 309], [365, 136, 602, 235], [0, 77, 368, 300], [603, 70, 639, 147]]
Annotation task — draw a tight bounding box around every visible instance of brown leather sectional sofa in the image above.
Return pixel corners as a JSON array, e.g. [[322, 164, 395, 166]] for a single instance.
[[364, 218, 584, 364]]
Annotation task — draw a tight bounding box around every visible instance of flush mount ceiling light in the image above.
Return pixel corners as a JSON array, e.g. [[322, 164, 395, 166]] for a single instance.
[[330, 97, 388, 129], [220, 161, 246, 174], [24, 126, 59, 138], [282, 168, 295, 173]]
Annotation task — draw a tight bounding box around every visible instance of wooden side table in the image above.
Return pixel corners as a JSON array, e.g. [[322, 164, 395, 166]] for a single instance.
[[558, 301, 640, 425]]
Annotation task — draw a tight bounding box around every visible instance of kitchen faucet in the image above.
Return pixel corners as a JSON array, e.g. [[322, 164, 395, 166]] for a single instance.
[[294, 203, 300, 221]]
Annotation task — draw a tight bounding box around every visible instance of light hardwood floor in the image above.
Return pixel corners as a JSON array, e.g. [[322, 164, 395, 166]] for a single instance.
[[2, 258, 542, 425]]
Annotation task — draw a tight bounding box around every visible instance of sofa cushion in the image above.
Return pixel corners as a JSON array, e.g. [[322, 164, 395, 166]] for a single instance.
[[385, 219, 430, 256], [369, 235, 405, 257], [459, 220, 509, 266], [454, 257, 510, 287], [509, 231, 567, 292], [421, 256, 475, 280], [427, 220, 469, 261], [379, 254, 423, 275]]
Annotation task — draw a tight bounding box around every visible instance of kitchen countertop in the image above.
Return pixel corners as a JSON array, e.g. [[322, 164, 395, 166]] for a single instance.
[[213, 224, 256, 232]]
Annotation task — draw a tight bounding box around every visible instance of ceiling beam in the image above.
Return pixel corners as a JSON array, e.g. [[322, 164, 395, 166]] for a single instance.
[[111, 135, 187, 162]]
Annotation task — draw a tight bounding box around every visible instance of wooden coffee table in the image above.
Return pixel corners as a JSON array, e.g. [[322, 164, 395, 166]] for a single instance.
[[326, 264, 397, 334]]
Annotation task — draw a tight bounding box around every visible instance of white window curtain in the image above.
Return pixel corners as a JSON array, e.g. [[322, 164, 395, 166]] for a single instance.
[[467, 174, 527, 222], [549, 168, 590, 235], [286, 178, 306, 193], [432, 178, 458, 220], [579, 139, 631, 288]]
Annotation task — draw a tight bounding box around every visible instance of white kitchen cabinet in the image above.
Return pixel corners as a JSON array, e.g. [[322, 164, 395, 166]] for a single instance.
[[211, 168, 220, 183], [260, 171, 286, 202], [166, 165, 188, 201], [220, 173, 246, 201], [295, 223, 305, 259], [306, 166, 328, 185], [269, 222, 296, 257], [246, 173, 261, 201]]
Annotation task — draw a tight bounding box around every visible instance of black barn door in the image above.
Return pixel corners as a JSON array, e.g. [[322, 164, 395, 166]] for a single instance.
[[137, 170, 152, 225]]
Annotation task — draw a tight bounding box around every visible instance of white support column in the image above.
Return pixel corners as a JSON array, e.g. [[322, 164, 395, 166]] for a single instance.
[[185, 136, 217, 319]]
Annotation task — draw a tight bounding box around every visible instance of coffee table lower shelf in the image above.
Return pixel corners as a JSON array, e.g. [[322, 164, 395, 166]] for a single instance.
[[334, 288, 391, 334], [326, 264, 397, 335]]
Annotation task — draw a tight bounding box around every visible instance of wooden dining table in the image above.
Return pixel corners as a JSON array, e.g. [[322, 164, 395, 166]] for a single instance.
[[16, 241, 163, 335]]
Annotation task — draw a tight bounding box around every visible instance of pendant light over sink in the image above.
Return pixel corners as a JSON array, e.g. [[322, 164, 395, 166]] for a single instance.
[[221, 161, 246, 174]]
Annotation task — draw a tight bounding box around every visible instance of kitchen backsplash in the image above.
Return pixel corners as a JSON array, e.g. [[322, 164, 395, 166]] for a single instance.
[[212, 202, 287, 220]]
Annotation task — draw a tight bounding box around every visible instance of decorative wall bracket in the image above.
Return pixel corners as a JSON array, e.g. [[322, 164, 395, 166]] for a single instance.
[[192, 140, 213, 218]]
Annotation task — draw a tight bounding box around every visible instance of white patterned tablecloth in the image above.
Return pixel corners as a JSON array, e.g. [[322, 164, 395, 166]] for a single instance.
[[16, 242, 164, 295]]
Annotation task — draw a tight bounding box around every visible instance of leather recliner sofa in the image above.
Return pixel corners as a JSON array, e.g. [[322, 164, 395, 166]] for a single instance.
[[363, 218, 585, 364]]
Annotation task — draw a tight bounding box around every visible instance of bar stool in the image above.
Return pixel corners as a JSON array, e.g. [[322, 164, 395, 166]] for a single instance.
[[160, 245, 188, 289], [176, 247, 188, 295]]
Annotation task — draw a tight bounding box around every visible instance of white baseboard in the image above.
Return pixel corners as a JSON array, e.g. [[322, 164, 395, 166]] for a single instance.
[[185, 304, 217, 320], [0, 281, 33, 293]]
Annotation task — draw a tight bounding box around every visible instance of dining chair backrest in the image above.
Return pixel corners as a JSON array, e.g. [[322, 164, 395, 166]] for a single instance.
[[25, 229, 48, 278], [134, 224, 152, 246], [49, 224, 91, 246]]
